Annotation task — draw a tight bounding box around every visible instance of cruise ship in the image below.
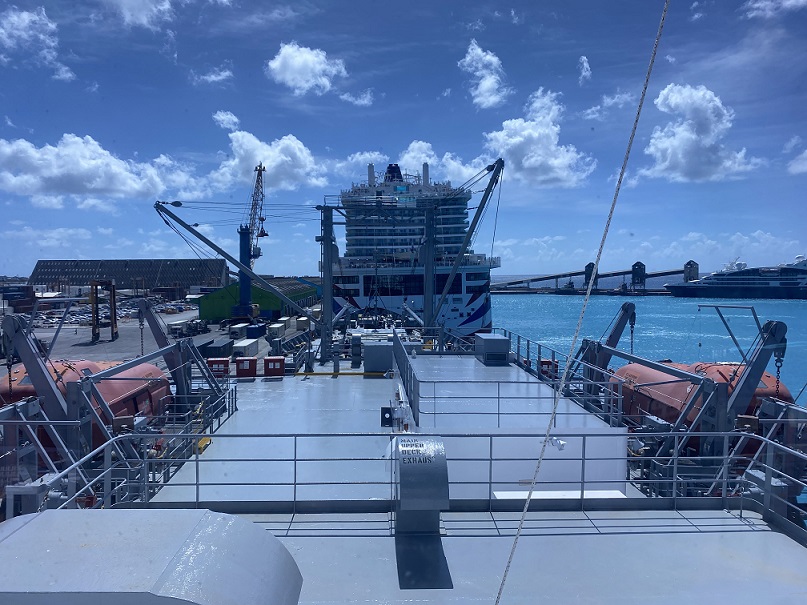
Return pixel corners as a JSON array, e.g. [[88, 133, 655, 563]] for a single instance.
[[665, 256, 807, 299], [323, 161, 501, 335]]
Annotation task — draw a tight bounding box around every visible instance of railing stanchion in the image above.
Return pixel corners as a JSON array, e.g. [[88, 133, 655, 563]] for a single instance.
[[194, 441, 200, 508], [580, 435, 587, 508]]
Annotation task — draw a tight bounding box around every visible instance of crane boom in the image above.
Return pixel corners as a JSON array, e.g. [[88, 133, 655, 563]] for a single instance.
[[155, 201, 320, 327], [433, 158, 504, 323], [248, 163, 268, 268]]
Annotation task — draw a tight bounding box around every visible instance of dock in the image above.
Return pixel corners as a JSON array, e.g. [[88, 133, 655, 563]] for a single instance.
[[491, 260, 699, 295]]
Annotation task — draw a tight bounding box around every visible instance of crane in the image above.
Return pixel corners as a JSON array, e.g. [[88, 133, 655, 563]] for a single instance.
[[247, 163, 268, 268]]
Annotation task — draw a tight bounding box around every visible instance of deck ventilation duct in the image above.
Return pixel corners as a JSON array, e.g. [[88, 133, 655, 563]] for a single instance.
[[474, 333, 510, 366]]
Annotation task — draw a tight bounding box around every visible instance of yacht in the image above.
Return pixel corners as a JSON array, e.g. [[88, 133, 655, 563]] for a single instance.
[[665, 256, 807, 299]]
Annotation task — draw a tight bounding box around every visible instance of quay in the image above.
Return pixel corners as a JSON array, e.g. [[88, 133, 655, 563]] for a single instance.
[[492, 260, 698, 295]]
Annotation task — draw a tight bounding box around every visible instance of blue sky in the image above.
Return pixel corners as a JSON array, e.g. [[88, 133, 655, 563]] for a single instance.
[[1, 0, 806, 279]]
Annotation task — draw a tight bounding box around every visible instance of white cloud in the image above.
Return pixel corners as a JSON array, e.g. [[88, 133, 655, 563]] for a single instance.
[[510, 9, 523, 25], [483, 88, 596, 187], [582, 90, 636, 120], [339, 89, 374, 107], [265, 41, 347, 96], [742, 0, 807, 18], [639, 83, 763, 182], [0, 7, 75, 80], [97, 227, 114, 235], [783, 135, 802, 154], [578, 56, 591, 86], [31, 195, 64, 209], [788, 150, 807, 174], [0, 134, 171, 199], [191, 65, 234, 85], [212, 110, 240, 131], [665, 54, 676, 64], [332, 151, 389, 177], [397, 141, 439, 171], [466, 19, 484, 32], [458, 39, 514, 109], [689, 1, 704, 21], [2, 226, 92, 248], [647, 229, 804, 270], [440, 88, 451, 99], [102, 0, 174, 30], [76, 197, 117, 213], [208, 130, 326, 191]]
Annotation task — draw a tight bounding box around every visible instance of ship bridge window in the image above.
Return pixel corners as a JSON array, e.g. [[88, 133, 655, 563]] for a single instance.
[[466, 272, 490, 282], [334, 275, 359, 284], [363, 274, 424, 296], [466, 284, 487, 294]]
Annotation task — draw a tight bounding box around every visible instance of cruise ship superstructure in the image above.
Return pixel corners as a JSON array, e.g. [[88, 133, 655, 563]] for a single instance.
[[324, 161, 500, 335]]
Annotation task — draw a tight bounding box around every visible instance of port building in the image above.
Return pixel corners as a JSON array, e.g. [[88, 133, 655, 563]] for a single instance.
[[28, 259, 229, 294]]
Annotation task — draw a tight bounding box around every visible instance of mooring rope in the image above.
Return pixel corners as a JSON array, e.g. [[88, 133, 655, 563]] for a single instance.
[[494, 1, 671, 602]]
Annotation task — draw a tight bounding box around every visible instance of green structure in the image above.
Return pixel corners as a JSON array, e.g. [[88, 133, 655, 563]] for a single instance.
[[198, 279, 318, 322]]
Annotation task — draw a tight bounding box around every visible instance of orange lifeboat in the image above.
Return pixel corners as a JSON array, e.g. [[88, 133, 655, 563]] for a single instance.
[[613, 361, 793, 427]]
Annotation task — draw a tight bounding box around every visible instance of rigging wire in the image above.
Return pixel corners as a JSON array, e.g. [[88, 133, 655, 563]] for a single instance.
[[494, 1, 671, 602], [488, 169, 504, 265]]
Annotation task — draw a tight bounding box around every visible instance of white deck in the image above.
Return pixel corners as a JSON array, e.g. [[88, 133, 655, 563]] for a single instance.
[[237, 509, 807, 604]]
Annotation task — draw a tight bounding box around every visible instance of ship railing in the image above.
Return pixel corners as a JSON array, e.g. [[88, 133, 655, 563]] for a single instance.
[[413, 379, 626, 429], [395, 328, 626, 428], [332, 256, 500, 270], [10, 430, 806, 546]]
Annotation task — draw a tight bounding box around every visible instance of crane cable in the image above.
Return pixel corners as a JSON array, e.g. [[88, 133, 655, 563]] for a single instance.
[[494, 1, 671, 602]]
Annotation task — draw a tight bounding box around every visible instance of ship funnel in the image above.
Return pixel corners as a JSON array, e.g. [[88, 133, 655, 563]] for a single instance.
[[422, 162, 429, 185], [368, 164, 376, 187]]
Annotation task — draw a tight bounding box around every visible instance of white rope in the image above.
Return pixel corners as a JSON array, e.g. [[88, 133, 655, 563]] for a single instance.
[[494, 2, 671, 602]]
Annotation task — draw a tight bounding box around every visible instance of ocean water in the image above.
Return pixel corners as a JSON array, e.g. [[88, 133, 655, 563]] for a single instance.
[[491, 294, 807, 404]]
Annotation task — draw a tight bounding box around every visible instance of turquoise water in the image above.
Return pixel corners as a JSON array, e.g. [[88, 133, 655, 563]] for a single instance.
[[492, 294, 807, 404]]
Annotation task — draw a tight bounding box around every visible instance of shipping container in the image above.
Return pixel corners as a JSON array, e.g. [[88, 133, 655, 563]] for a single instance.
[[229, 322, 249, 340], [246, 323, 267, 339], [267, 323, 285, 340], [233, 338, 260, 358], [295, 316, 310, 332], [278, 316, 292, 330], [203, 337, 234, 358]]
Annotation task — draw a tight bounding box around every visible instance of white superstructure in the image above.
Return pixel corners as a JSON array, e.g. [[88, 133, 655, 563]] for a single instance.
[[327, 162, 500, 334]]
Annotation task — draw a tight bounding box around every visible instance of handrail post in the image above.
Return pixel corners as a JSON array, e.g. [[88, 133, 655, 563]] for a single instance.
[[141, 438, 149, 505], [103, 444, 112, 509], [673, 434, 679, 504], [195, 442, 200, 509], [721, 433, 729, 508], [293, 436, 298, 515], [580, 435, 587, 508], [764, 442, 773, 514], [488, 436, 494, 510], [497, 382, 501, 429]]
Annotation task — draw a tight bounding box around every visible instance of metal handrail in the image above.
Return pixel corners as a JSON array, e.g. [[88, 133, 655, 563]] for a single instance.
[[18, 430, 802, 544]]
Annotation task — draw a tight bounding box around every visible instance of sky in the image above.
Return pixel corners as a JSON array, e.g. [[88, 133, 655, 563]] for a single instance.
[[1, 0, 806, 280]]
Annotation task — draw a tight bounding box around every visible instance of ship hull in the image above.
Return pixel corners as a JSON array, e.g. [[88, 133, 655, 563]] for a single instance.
[[665, 284, 807, 299]]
